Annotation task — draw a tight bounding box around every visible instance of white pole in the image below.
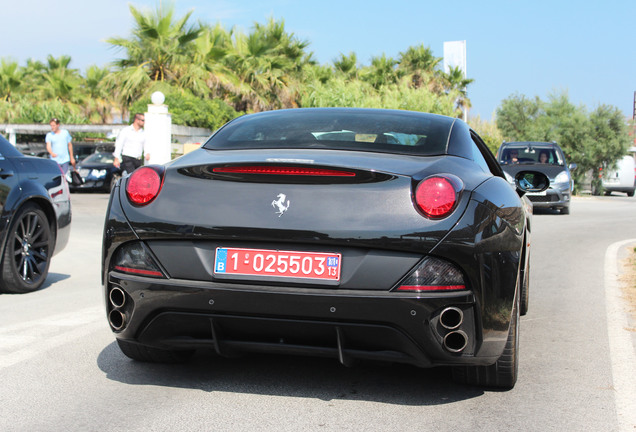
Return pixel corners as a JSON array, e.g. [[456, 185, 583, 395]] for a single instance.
[[145, 92, 172, 165]]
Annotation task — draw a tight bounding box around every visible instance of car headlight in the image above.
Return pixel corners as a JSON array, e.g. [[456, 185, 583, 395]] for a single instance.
[[91, 169, 108, 178], [554, 171, 570, 185], [65, 172, 72, 182]]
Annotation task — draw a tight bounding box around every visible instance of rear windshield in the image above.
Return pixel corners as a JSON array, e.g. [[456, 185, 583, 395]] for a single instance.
[[499, 145, 564, 166], [203, 109, 455, 156]]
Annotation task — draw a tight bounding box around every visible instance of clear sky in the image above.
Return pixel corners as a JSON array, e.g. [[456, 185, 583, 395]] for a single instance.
[[2, 0, 635, 120]]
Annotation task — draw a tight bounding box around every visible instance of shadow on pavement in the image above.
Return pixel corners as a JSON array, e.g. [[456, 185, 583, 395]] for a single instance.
[[96, 342, 485, 405], [40, 272, 71, 289]]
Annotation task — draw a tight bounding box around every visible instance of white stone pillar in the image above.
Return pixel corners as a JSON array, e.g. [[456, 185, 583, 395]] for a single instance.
[[145, 92, 172, 165], [6, 128, 16, 146]]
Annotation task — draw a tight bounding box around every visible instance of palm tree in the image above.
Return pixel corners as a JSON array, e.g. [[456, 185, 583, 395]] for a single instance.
[[0, 59, 23, 101], [105, 4, 201, 113], [443, 66, 474, 115], [41, 55, 82, 103], [82, 65, 113, 122], [175, 24, 241, 100], [398, 44, 441, 89], [225, 18, 312, 112], [333, 52, 359, 80], [362, 54, 399, 89]]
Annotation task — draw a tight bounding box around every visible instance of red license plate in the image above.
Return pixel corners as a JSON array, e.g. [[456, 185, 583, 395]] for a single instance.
[[214, 247, 341, 284]]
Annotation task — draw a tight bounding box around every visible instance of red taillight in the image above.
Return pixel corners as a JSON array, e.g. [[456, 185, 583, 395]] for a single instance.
[[395, 256, 466, 292], [55, 164, 70, 198], [112, 242, 165, 278], [415, 176, 459, 218], [212, 166, 355, 176], [126, 166, 164, 205]]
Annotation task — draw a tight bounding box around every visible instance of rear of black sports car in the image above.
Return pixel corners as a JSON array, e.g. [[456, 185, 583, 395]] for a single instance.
[[102, 108, 529, 388]]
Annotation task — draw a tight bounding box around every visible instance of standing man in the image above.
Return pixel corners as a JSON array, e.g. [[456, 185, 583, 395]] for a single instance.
[[45, 118, 75, 174], [113, 113, 150, 175]]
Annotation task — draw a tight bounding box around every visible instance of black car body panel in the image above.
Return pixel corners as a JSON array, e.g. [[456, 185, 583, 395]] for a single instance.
[[102, 108, 535, 386]]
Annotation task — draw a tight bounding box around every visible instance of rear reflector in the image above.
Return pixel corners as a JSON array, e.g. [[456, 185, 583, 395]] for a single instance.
[[114, 266, 163, 277], [212, 166, 355, 176], [397, 284, 465, 291]]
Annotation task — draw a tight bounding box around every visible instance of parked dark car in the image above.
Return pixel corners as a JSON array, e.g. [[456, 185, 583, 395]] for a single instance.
[[496, 141, 576, 214], [67, 152, 121, 192], [102, 108, 548, 389], [0, 134, 71, 293], [73, 142, 115, 163]]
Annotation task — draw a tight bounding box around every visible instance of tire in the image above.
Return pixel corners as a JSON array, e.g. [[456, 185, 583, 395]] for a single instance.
[[116, 339, 194, 363], [627, 189, 634, 197], [452, 288, 520, 389], [520, 259, 529, 316], [560, 206, 570, 215], [0, 204, 52, 293], [109, 174, 121, 192]]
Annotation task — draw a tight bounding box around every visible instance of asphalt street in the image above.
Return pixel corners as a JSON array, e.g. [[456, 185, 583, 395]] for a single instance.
[[0, 193, 634, 432]]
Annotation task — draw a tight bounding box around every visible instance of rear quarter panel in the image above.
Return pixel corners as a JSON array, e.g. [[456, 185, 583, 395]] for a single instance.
[[432, 176, 525, 357]]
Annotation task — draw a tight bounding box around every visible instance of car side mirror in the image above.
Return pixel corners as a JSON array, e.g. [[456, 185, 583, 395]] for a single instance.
[[515, 171, 549, 195], [568, 163, 577, 171]]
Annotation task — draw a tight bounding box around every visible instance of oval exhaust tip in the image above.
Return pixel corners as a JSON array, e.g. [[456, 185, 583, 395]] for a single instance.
[[108, 310, 126, 331], [109, 287, 126, 308], [439, 306, 463, 330], [443, 330, 468, 353]]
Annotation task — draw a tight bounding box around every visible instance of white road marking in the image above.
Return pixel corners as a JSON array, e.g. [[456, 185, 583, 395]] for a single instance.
[[605, 239, 636, 432], [0, 306, 107, 369]]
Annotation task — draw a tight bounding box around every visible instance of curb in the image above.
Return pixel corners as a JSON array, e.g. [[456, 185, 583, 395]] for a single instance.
[[605, 239, 636, 431]]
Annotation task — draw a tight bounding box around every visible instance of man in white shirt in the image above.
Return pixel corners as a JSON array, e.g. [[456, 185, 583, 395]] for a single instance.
[[113, 113, 150, 174]]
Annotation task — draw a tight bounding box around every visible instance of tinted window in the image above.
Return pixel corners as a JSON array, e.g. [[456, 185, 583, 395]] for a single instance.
[[203, 109, 455, 156]]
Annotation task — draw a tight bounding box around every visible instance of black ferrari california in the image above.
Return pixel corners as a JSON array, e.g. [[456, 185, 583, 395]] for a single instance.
[[102, 108, 547, 388], [0, 135, 71, 293]]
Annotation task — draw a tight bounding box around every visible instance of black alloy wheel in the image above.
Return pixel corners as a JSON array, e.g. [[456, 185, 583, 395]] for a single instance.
[[1, 204, 52, 293]]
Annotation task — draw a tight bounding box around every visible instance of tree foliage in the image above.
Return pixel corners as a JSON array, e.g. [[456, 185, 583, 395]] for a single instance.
[[130, 89, 239, 130], [1, 0, 629, 190], [0, 3, 470, 127]]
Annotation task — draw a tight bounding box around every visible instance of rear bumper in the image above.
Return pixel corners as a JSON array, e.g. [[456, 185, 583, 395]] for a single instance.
[[105, 272, 505, 368], [69, 180, 108, 191], [52, 199, 71, 256], [602, 183, 635, 193]]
